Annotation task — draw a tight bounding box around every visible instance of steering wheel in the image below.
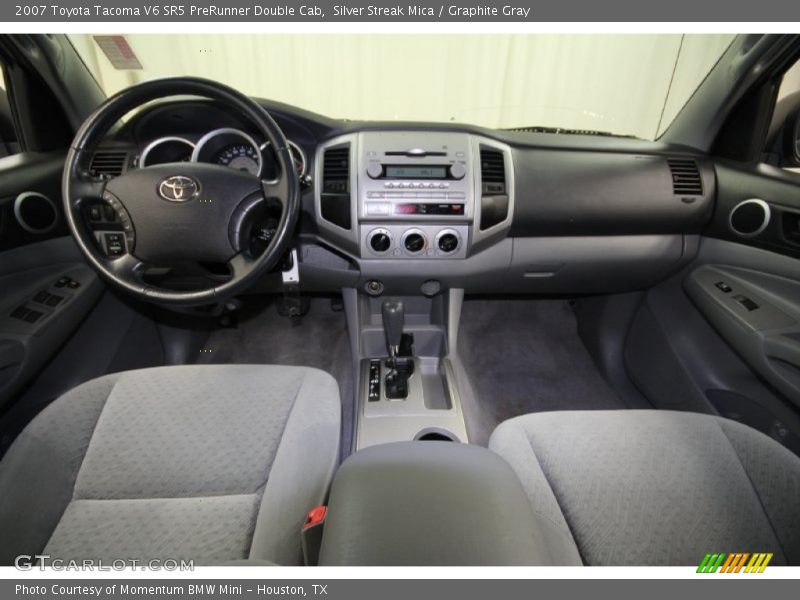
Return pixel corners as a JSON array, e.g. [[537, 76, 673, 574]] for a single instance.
[[63, 77, 300, 306]]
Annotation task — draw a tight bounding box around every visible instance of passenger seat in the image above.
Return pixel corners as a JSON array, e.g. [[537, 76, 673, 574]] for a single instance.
[[489, 410, 800, 565]]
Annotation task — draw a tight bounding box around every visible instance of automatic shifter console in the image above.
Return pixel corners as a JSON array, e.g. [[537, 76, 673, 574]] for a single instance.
[[382, 300, 414, 399]]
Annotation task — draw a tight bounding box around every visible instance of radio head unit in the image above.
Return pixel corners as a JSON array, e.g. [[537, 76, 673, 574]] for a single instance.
[[359, 132, 473, 222]]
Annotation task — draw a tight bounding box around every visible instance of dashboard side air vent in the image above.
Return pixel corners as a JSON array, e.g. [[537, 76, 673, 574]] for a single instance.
[[479, 147, 509, 231], [668, 158, 703, 196], [320, 145, 352, 230], [89, 150, 129, 177]]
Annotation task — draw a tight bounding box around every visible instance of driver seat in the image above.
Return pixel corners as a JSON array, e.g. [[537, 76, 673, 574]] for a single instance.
[[0, 365, 341, 566]]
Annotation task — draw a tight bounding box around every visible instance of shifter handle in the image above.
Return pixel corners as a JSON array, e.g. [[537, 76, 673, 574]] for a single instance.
[[382, 300, 405, 358]]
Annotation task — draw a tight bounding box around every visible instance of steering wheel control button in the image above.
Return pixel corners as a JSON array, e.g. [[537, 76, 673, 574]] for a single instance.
[[104, 233, 126, 257], [158, 175, 200, 202]]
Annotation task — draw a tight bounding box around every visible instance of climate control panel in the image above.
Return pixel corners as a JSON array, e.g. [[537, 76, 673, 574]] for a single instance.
[[362, 224, 468, 259]]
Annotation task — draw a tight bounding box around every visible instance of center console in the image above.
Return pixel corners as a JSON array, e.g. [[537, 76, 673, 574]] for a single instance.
[[314, 130, 514, 262], [314, 131, 514, 450], [344, 290, 467, 450], [318, 442, 582, 565]]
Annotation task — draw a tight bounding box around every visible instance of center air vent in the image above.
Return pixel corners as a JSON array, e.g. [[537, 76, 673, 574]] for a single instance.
[[479, 147, 509, 231], [89, 150, 129, 177], [320, 145, 352, 230], [667, 158, 703, 196]]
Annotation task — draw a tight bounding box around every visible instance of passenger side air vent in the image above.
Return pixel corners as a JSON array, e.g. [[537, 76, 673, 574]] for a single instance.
[[667, 158, 703, 196], [320, 145, 352, 230], [89, 150, 129, 177], [479, 147, 509, 231]]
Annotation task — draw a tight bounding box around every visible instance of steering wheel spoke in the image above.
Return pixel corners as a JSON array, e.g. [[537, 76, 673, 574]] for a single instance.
[[261, 176, 289, 205], [227, 252, 257, 280], [103, 253, 146, 280], [71, 173, 108, 206]]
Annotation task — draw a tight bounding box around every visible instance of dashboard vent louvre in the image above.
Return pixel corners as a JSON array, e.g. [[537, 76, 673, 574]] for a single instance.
[[668, 158, 703, 196], [322, 146, 350, 193], [480, 149, 506, 185], [479, 147, 509, 231], [320, 145, 352, 230], [89, 150, 129, 177]]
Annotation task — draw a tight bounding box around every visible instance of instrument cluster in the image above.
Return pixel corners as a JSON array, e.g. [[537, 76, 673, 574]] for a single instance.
[[139, 127, 307, 180]]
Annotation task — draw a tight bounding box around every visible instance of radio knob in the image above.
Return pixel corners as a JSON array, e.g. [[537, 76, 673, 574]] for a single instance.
[[437, 233, 459, 253], [366, 162, 383, 179], [449, 163, 466, 180], [369, 230, 392, 253]]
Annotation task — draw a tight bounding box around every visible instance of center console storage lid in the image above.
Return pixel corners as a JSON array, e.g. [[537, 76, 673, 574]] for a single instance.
[[318, 442, 582, 566]]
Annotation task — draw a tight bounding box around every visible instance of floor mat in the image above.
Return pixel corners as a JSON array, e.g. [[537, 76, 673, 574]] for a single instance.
[[195, 296, 354, 458], [457, 299, 625, 445]]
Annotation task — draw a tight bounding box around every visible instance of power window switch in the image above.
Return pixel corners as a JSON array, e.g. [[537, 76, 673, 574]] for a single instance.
[[714, 281, 732, 293], [733, 294, 759, 311], [33, 291, 50, 303], [66, 280, 80, 289], [45, 294, 64, 307], [23, 310, 44, 323], [55, 277, 71, 288], [10, 306, 30, 320]]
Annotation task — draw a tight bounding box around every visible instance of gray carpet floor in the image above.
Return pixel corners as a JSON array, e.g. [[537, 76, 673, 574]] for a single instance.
[[195, 296, 354, 458], [457, 299, 625, 445]]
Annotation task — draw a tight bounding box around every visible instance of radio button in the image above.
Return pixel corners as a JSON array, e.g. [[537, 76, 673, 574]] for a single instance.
[[367, 162, 383, 179], [366, 202, 390, 216]]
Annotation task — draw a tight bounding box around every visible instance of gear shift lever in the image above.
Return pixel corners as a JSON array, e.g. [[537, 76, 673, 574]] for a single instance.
[[381, 300, 412, 399], [382, 300, 404, 369]]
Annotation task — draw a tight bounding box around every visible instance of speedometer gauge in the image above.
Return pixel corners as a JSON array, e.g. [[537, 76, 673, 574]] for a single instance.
[[191, 128, 263, 177], [216, 143, 260, 175]]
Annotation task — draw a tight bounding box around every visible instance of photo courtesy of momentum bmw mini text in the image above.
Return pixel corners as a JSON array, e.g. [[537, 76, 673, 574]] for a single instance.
[[0, 0, 799, 598]]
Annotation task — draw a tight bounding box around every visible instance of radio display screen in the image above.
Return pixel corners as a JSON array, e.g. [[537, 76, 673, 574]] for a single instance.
[[385, 165, 447, 179]]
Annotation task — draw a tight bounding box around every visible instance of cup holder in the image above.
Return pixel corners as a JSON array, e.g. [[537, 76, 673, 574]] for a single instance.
[[415, 428, 459, 442]]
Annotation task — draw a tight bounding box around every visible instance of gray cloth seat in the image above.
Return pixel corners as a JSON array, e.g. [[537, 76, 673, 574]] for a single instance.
[[489, 410, 800, 566], [0, 364, 341, 566]]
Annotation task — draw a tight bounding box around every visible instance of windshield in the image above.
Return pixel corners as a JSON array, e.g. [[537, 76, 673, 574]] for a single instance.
[[69, 34, 735, 140]]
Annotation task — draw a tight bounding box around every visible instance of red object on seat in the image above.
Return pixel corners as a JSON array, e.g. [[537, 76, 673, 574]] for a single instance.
[[303, 506, 327, 530]]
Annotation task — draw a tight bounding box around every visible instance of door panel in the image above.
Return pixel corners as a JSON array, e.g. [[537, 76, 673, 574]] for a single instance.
[[0, 151, 67, 251], [0, 150, 104, 409]]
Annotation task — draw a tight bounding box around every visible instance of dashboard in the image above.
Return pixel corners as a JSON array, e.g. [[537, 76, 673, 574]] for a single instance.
[[87, 98, 720, 296]]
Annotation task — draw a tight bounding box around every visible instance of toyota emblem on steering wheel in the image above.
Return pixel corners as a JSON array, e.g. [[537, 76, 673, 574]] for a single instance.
[[158, 175, 200, 202]]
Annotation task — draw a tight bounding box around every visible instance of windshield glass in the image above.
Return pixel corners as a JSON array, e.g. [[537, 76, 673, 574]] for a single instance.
[[69, 34, 735, 140]]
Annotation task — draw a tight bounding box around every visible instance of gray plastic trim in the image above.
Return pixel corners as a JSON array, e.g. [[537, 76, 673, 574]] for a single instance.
[[139, 136, 194, 168], [729, 198, 771, 238], [13, 192, 58, 234], [314, 134, 360, 255]]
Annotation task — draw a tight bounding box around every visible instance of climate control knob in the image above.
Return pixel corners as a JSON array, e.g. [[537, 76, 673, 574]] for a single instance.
[[437, 231, 460, 253], [368, 229, 393, 254], [402, 230, 426, 254]]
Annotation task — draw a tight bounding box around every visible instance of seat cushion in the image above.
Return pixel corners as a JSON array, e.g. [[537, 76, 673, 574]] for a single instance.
[[489, 410, 800, 566], [0, 365, 340, 566]]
